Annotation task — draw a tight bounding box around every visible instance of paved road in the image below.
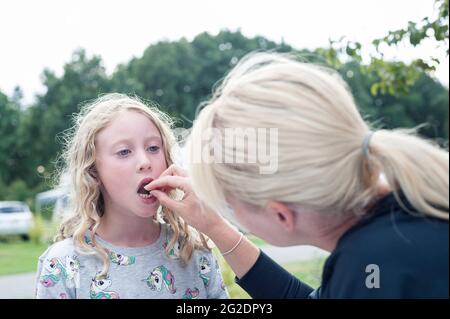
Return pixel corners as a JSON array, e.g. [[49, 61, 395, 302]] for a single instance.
[[0, 272, 36, 299], [261, 244, 329, 264], [0, 244, 329, 299]]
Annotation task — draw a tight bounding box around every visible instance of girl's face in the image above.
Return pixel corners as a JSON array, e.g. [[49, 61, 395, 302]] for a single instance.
[[95, 110, 168, 218]]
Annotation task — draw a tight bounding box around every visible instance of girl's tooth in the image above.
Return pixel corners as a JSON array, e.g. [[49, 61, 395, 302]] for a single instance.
[[138, 193, 154, 199]]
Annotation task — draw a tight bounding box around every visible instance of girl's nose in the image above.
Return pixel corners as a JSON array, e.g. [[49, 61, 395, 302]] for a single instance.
[[138, 163, 151, 172], [137, 153, 152, 172]]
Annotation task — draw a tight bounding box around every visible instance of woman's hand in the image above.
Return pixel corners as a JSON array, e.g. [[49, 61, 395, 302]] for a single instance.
[[147, 165, 261, 279], [144, 164, 225, 236]]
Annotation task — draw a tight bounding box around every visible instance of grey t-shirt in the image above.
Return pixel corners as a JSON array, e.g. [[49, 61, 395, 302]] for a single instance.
[[35, 224, 229, 299]]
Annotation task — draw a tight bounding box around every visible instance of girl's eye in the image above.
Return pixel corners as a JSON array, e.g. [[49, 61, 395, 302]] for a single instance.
[[117, 149, 131, 157], [147, 146, 160, 153]]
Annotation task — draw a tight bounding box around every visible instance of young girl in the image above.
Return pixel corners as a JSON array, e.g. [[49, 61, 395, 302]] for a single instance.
[[35, 93, 228, 299]]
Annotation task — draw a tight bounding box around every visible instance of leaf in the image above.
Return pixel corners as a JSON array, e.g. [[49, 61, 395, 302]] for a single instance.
[[370, 83, 379, 96]]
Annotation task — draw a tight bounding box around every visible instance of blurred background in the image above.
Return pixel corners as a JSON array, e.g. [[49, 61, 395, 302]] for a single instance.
[[0, 0, 448, 298]]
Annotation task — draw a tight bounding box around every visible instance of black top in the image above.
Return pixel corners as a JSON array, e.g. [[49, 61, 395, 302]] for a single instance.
[[236, 193, 449, 298]]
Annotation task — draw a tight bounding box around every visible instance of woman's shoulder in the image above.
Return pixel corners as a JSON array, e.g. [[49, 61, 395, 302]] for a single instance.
[[336, 214, 448, 265], [339, 193, 448, 255], [322, 217, 449, 298], [325, 196, 449, 294]]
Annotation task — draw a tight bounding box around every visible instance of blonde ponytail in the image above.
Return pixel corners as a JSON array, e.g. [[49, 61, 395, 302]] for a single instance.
[[367, 129, 449, 220]]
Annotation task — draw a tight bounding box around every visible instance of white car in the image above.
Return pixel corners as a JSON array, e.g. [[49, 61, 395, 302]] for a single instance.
[[0, 201, 33, 240]]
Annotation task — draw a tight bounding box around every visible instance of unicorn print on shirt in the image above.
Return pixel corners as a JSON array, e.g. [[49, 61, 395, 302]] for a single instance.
[[163, 238, 181, 260], [199, 256, 212, 289], [109, 251, 136, 266], [40, 257, 67, 287], [182, 287, 200, 299], [145, 265, 176, 294], [65, 255, 81, 288], [89, 272, 120, 299]]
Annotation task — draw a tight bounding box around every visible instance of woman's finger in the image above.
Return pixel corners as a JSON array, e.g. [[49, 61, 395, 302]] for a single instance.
[[144, 175, 189, 192], [150, 189, 183, 212], [160, 164, 188, 178]]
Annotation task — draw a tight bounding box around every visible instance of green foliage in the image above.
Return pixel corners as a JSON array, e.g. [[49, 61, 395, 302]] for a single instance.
[[246, 234, 266, 247], [0, 92, 21, 184], [328, 0, 448, 95], [16, 49, 111, 187], [111, 30, 292, 124], [215, 246, 327, 298], [373, 0, 448, 52], [0, 240, 48, 276], [0, 179, 28, 201], [283, 258, 327, 289], [339, 61, 449, 140], [214, 249, 251, 299], [29, 213, 45, 244]]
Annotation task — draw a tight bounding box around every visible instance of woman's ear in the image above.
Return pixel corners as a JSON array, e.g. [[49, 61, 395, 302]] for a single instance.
[[265, 201, 296, 233]]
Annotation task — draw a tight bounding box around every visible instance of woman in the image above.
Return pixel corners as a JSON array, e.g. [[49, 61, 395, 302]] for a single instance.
[[145, 53, 449, 298]]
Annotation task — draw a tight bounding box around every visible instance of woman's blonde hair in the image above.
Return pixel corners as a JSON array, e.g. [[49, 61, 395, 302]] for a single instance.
[[56, 93, 209, 275], [187, 52, 449, 222]]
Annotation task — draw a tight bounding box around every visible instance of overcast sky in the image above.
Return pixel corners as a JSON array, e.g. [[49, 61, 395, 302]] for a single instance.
[[0, 0, 448, 104]]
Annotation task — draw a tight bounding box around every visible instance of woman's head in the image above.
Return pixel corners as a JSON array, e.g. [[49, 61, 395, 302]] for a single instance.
[[187, 52, 449, 244], [57, 93, 208, 273]]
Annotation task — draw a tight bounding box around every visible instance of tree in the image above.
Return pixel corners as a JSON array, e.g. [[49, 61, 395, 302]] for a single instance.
[[0, 91, 21, 184], [12, 86, 24, 106], [339, 61, 449, 140], [111, 30, 292, 124], [326, 0, 448, 95], [17, 49, 111, 187]]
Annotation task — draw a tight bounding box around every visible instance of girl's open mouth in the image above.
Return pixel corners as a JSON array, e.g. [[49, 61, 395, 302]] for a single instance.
[[137, 178, 155, 199]]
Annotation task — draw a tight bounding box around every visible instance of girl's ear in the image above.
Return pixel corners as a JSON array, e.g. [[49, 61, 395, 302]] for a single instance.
[[89, 167, 101, 185], [265, 201, 296, 233]]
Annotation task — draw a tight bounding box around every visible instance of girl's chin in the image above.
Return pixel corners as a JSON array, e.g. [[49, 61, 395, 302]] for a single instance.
[[134, 210, 158, 219]]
